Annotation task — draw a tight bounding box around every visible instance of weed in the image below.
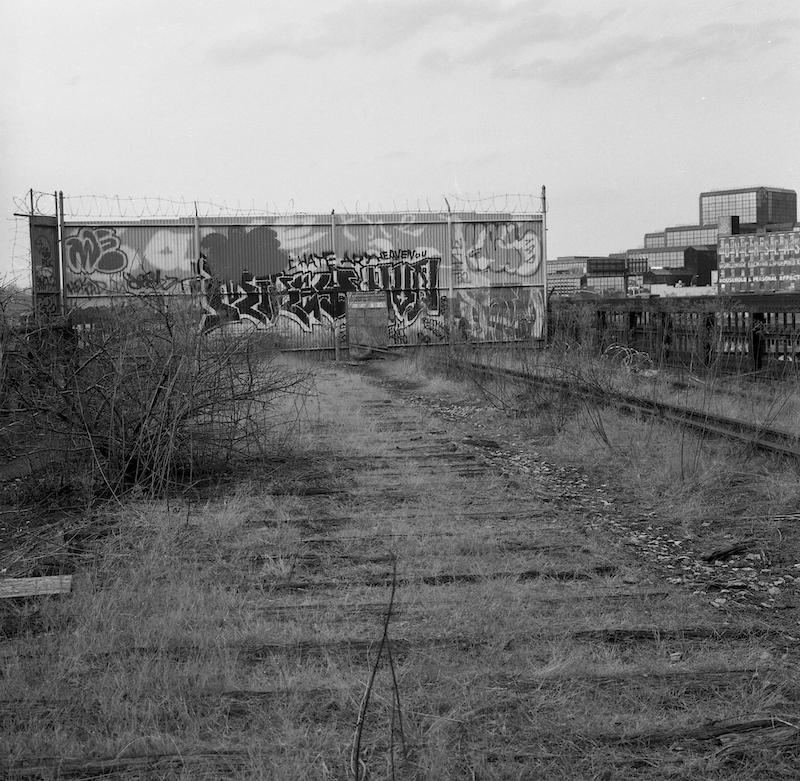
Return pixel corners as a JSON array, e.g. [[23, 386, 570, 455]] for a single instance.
[[3, 342, 800, 780], [1, 297, 310, 503]]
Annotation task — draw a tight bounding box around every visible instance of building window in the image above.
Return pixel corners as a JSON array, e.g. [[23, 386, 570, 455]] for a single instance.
[[665, 227, 718, 246], [701, 191, 757, 224]]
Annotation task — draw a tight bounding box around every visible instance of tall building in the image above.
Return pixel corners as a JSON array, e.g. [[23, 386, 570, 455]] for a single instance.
[[700, 187, 797, 227], [629, 187, 798, 295], [548, 186, 798, 298], [712, 188, 800, 294]]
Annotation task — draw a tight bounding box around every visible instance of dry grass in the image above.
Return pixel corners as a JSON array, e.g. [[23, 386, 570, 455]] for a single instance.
[[2, 354, 799, 779], [443, 342, 800, 525], [460, 337, 800, 434], [0, 300, 312, 503]]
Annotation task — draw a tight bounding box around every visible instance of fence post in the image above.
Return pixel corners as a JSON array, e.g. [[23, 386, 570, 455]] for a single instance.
[[446, 211, 454, 350], [193, 203, 201, 269], [331, 211, 340, 363], [752, 311, 766, 372], [541, 185, 548, 348], [58, 191, 66, 316]]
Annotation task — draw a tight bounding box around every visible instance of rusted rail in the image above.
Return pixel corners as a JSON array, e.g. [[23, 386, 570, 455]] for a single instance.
[[463, 361, 800, 458]]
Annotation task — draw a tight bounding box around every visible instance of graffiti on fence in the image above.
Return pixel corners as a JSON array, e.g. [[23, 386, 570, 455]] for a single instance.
[[198, 263, 279, 333], [124, 269, 200, 293], [197, 227, 288, 331], [34, 293, 62, 319], [64, 225, 200, 298], [452, 286, 543, 342], [273, 251, 441, 333], [30, 221, 62, 318], [60, 215, 545, 343], [32, 235, 58, 293], [453, 221, 541, 284], [65, 227, 129, 275], [65, 269, 197, 297]]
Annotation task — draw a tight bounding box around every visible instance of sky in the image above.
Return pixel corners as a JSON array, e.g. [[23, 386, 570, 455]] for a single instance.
[[2, 0, 799, 286]]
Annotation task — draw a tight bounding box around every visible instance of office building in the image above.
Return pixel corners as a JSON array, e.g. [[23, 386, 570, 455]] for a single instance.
[[547, 186, 798, 298], [700, 187, 797, 227]]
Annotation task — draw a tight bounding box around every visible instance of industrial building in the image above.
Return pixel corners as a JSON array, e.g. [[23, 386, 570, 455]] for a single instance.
[[700, 187, 797, 227], [547, 257, 589, 297], [712, 188, 800, 294], [717, 228, 800, 294], [549, 186, 798, 298]]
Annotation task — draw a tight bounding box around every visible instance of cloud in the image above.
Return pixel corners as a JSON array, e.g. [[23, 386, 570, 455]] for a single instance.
[[422, 8, 800, 86], [205, 0, 503, 64], [418, 5, 624, 82], [204, 0, 800, 88], [530, 17, 800, 86]]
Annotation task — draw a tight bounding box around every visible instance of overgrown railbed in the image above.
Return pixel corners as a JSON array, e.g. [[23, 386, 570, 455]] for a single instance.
[[1, 337, 800, 779], [0, 299, 310, 505]]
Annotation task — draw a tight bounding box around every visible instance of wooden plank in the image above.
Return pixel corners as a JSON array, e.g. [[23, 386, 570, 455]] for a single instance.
[[0, 575, 72, 599], [348, 343, 397, 355]]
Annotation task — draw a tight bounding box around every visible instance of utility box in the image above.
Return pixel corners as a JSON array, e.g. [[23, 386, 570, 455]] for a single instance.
[[347, 292, 389, 350]]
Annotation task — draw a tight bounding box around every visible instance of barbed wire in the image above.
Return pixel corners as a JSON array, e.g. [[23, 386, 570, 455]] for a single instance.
[[445, 192, 544, 214], [1, 216, 34, 287], [14, 190, 544, 220], [12, 191, 59, 218], [6, 191, 544, 285]]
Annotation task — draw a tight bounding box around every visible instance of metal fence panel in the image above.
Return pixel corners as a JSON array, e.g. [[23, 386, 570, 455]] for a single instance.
[[62, 213, 545, 347]]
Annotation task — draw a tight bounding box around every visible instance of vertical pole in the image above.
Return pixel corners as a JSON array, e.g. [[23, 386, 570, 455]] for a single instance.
[[193, 202, 203, 366], [446, 212, 454, 351], [193, 203, 200, 255], [541, 185, 548, 347], [331, 210, 340, 363], [193, 202, 201, 277], [752, 311, 765, 373], [58, 191, 67, 316], [29, 190, 36, 320]]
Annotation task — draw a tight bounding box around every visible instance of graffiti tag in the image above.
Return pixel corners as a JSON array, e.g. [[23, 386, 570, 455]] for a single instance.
[[65, 227, 129, 275], [460, 222, 541, 278], [275, 255, 441, 332], [124, 269, 199, 293], [35, 294, 61, 318], [198, 260, 280, 333]]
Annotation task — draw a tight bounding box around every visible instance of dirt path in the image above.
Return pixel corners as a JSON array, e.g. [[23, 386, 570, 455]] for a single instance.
[[254, 360, 799, 778], [2, 358, 798, 779]]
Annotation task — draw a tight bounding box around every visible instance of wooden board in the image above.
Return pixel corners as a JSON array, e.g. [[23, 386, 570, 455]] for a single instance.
[[0, 576, 72, 599]]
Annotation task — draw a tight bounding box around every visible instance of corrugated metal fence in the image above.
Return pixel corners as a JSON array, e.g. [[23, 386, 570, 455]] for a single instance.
[[59, 212, 547, 349]]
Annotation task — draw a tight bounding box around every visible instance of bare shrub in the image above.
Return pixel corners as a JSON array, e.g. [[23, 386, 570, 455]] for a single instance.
[[1, 296, 310, 502]]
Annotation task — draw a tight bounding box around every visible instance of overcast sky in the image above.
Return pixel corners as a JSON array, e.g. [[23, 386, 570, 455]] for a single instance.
[[2, 0, 798, 285]]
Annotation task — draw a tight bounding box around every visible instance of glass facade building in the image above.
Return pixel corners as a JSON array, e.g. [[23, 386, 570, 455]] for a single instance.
[[548, 257, 588, 275], [643, 248, 689, 268], [665, 225, 719, 246], [553, 187, 797, 298], [583, 275, 626, 296], [700, 188, 797, 227], [547, 257, 587, 297], [701, 190, 758, 224], [646, 226, 718, 249]]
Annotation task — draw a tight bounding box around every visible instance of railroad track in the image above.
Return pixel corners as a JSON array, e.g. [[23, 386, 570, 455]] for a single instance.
[[4, 360, 800, 779], [463, 360, 800, 458]]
